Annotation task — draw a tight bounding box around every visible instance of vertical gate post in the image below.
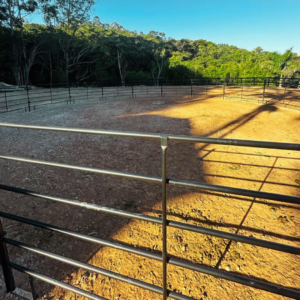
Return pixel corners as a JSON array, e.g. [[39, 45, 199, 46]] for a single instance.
[[0, 218, 15, 293], [29, 276, 38, 300], [26, 85, 31, 112], [161, 136, 168, 300]]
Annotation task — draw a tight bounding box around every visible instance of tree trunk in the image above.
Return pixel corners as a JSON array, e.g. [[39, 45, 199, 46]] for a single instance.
[[66, 51, 69, 83], [279, 74, 283, 88], [49, 53, 53, 85], [117, 50, 126, 87]]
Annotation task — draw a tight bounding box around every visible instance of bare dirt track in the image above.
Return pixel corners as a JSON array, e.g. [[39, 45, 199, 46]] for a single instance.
[[0, 94, 299, 300]]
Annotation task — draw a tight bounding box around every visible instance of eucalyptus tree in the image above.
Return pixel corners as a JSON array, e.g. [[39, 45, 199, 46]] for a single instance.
[[42, 0, 97, 82], [0, 0, 45, 84]]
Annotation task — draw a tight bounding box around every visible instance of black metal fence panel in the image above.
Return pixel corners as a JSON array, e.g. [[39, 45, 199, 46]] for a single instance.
[[0, 77, 300, 113]]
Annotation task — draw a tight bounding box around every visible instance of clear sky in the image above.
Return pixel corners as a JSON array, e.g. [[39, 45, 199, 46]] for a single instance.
[[87, 0, 299, 54]]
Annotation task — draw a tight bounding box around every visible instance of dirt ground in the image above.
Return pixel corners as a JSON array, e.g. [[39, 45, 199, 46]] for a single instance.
[[0, 94, 299, 300]]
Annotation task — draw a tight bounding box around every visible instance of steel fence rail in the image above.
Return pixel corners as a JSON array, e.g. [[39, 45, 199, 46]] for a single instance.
[[1, 123, 300, 150], [0, 155, 161, 183], [0, 211, 162, 261], [0, 184, 162, 224], [168, 258, 300, 300], [10, 263, 109, 300], [0, 184, 299, 255], [0, 123, 299, 300], [1, 212, 300, 299], [0, 77, 300, 114], [0, 155, 299, 204], [5, 239, 195, 300]]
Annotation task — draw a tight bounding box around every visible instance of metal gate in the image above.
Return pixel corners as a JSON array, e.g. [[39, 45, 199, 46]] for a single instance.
[[0, 123, 299, 300]]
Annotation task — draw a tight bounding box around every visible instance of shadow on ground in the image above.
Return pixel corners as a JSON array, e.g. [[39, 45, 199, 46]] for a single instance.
[[0, 95, 299, 299]]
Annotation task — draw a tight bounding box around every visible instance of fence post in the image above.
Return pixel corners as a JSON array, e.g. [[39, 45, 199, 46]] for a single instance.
[[87, 86, 89, 101], [4, 88, 8, 111], [101, 86, 104, 100], [29, 276, 38, 300], [26, 85, 31, 112], [0, 218, 15, 293], [161, 82, 163, 97], [161, 136, 168, 300], [132, 85, 134, 98], [190, 79, 193, 97], [262, 78, 266, 104], [241, 79, 243, 99]]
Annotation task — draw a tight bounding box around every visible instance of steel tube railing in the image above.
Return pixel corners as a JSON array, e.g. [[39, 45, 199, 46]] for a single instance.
[[0, 123, 300, 150], [0, 155, 299, 205], [0, 156, 161, 183], [0, 184, 161, 224], [168, 135, 300, 150], [1, 212, 300, 299], [0, 123, 161, 139], [1, 78, 299, 114], [161, 136, 168, 300], [169, 258, 300, 299], [168, 178, 300, 204], [5, 239, 195, 300], [0, 211, 161, 261], [0, 123, 299, 299], [10, 263, 108, 300], [0, 184, 299, 255]]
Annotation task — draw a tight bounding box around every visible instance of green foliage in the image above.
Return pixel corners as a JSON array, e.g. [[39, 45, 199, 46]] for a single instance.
[[0, 18, 300, 84]]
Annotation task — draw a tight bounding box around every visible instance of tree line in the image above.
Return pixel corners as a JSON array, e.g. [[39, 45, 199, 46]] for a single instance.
[[0, 0, 299, 86]]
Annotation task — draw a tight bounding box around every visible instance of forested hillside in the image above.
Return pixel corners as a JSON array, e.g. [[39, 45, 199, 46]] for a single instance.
[[0, 0, 299, 85]]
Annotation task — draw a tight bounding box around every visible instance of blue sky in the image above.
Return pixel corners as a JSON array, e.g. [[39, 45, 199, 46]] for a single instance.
[[92, 0, 299, 54], [32, 0, 300, 54]]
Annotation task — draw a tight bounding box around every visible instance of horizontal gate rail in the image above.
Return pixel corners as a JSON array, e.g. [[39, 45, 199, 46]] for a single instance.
[[1, 212, 300, 299], [0, 123, 300, 150], [0, 123, 299, 299], [0, 155, 160, 183], [0, 211, 161, 261], [10, 263, 109, 300], [0, 155, 299, 204], [6, 239, 193, 300], [0, 184, 299, 255]]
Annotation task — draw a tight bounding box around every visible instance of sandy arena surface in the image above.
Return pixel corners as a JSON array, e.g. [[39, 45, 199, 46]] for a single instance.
[[0, 94, 299, 300]]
